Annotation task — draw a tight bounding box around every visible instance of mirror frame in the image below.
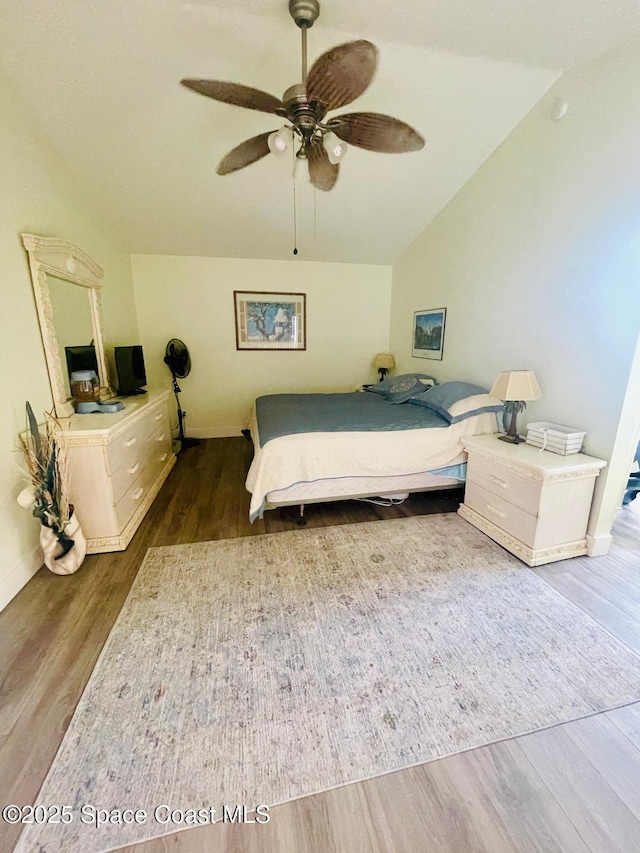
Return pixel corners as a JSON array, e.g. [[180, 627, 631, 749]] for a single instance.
[[22, 233, 114, 418]]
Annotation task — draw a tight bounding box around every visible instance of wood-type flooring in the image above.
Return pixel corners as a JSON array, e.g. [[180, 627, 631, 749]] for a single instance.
[[3, 437, 640, 852]]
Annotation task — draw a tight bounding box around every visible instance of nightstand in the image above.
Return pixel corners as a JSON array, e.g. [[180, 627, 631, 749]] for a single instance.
[[458, 434, 607, 567]]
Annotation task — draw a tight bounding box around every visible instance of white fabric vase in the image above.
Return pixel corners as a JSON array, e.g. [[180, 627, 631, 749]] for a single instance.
[[39, 513, 87, 575]]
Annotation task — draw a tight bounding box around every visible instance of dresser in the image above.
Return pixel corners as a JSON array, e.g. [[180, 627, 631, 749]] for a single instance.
[[458, 435, 606, 566], [58, 390, 176, 553]]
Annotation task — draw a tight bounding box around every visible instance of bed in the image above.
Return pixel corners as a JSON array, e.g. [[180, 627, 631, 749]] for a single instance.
[[244, 377, 503, 523]]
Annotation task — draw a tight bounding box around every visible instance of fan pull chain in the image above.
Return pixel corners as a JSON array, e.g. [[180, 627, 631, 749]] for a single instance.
[[292, 146, 298, 255], [313, 184, 317, 240]]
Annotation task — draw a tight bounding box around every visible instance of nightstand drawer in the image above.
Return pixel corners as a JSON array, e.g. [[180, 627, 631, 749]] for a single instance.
[[464, 481, 537, 547], [467, 454, 542, 516]]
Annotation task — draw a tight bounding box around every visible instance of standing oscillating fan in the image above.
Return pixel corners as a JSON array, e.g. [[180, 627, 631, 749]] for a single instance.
[[163, 339, 199, 450]]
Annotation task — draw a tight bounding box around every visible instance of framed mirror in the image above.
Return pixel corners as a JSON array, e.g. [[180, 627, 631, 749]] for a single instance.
[[22, 233, 114, 418]]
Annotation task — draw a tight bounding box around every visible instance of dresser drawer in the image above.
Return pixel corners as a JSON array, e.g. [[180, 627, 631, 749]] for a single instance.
[[114, 448, 170, 532], [464, 481, 538, 547], [466, 454, 542, 516], [105, 403, 168, 475], [110, 422, 172, 505], [142, 429, 173, 483], [111, 452, 145, 506]]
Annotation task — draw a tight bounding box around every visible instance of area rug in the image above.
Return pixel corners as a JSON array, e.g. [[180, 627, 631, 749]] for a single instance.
[[17, 514, 640, 852]]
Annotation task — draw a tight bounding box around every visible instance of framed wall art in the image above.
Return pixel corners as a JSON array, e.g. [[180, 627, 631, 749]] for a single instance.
[[412, 308, 446, 360], [234, 291, 306, 351]]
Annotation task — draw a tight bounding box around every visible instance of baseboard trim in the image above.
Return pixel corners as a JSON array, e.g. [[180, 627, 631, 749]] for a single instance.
[[586, 532, 613, 557], [188, 426, 244, 439], [0, 544, 42, 612], [458, 504, 588, 566]]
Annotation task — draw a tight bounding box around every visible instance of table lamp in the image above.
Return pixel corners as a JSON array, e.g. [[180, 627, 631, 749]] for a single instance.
[[490, 370, 541, 443], [373, 353, 395, 382]]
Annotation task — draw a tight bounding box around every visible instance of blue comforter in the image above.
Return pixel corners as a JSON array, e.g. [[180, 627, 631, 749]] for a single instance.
[[255, 392, 449, 447]]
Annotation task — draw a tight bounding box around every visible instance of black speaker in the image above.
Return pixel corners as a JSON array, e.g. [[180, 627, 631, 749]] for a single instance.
[[115, 345, 147, 395]]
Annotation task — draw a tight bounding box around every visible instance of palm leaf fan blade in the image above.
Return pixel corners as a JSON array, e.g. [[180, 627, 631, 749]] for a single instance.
[[306, 41, 378, 112], [307, 141, 339, 191], [180, 80, 282, 115], [330, 112, 425, 153], [217, 131, 274, 175]]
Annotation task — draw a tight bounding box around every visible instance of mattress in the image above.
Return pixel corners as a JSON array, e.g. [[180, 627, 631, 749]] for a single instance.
[[245, 392, 499, 521]]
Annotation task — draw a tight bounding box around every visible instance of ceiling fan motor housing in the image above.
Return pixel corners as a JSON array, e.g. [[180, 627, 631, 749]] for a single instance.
[[289, 0, 320, 28], [283, 83, 326, 141]]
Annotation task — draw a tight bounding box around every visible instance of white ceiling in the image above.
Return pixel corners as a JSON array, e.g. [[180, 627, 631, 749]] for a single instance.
[[2, 1, 640, 264]]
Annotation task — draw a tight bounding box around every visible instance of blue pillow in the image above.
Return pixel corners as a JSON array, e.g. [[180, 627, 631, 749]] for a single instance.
[[409, 381, 503, 423], [364, 373, 438, 404]]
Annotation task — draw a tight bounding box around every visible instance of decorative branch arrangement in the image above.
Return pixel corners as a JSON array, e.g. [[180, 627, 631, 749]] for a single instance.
[[18, 402, 75, 557]]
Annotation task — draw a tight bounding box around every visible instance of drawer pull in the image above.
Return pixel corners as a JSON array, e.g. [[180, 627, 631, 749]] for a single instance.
[[124, 436, 137, 447], [485, 503, 506, 519], [488, 475, 507, 488], [132, 487, 144, 501], [154, 413, 163, 421], [159, 452, 168, 462], [127, 462, 140, 476], [156, 433, 166, 442]]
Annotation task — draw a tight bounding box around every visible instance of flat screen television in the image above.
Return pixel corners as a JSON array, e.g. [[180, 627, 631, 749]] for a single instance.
[[65, 345, 98, 380], [115, 345, 147, 395]]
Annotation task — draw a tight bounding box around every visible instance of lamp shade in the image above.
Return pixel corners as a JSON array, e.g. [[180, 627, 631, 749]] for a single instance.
[[293, 153, 310, 182], [373, 353, 395, 371], [322, 132, 348, 164], [490, 370, 541, 402], [268, 126, 293, 157]]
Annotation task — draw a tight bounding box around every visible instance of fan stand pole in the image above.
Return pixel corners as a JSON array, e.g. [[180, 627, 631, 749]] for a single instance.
[[171, 375, 199, 451]]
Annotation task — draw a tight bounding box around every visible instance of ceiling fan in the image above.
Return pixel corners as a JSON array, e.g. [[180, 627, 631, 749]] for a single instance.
[[181, 0, 425, 191]]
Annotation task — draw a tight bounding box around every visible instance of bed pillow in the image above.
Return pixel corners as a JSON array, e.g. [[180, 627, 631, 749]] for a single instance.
[[365, 373, 438, 404], [409, 381, 503, 423]]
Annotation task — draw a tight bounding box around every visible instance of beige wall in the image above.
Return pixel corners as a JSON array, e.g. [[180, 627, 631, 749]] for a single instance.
[[0, 71, 139, 610], [131, 255, 392, 437], [389, 34, 640, 549]]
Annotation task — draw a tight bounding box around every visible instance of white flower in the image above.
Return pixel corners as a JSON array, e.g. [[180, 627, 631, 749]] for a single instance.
[[16, 484, 37, 509]]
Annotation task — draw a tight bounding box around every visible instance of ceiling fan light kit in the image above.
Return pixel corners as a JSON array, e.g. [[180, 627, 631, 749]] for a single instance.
[[293, 150, 311, 181], [322, 131, 348, 164], [180, 0, 425, 192], [267, 125, 294, 156]]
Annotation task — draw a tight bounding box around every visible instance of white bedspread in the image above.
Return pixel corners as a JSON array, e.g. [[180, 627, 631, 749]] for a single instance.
[[244, 403, 498, 520]]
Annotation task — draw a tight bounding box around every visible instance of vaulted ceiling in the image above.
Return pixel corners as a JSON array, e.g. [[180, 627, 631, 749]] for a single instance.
[[2, 1, 639, 263]]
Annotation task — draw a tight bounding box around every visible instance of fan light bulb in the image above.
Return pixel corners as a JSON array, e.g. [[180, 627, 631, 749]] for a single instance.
[[268, 126, 293, 157], [322, 132, 348, 164], [293, 153, 310, 182]]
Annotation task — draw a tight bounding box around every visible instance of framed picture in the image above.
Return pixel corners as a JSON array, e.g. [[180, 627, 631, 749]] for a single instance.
[[412, 308, 446, 360], [234, 291, 306, 351]]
